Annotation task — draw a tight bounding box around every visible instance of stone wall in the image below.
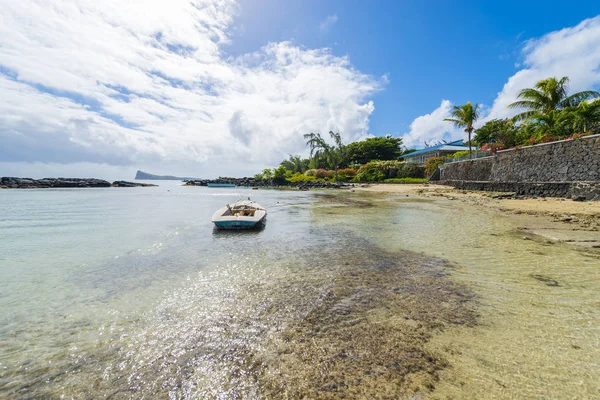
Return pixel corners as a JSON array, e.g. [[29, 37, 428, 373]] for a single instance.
[[440, 134, 600, 182], [441, 157, 494, 181], [438, 134, 600, 199], [491, 135, 600, 182]]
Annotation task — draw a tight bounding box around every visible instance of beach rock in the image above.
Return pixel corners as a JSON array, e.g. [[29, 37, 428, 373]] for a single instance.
[[112, 181, 158, 187], [1, 177, 111, 189], [182, 178, 345, 190]]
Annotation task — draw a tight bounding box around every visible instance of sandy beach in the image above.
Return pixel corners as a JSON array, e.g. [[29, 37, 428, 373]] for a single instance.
[[355, 183, 600, 249]]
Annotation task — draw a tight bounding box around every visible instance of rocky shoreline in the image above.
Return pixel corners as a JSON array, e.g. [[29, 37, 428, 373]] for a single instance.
[[1, 177, 157, 189], [183, 178, 348, 189]]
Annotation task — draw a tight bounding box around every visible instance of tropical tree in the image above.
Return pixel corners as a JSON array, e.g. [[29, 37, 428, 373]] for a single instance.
[[474, 119, 520, 147], [280, 155, 310, 174], [261, 168, 273, 180], [345, 135, 404, 165], [567, 99, 600, 133], [508, 76, 599, 122], [443, 101, 480, 159], [303, 131, 346, 182]]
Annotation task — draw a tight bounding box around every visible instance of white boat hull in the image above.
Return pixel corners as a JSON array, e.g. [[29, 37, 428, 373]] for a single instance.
[[211, 201, 267, 230]]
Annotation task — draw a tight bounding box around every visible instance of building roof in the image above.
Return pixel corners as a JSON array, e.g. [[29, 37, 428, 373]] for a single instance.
[[399, 139, 469, 158]]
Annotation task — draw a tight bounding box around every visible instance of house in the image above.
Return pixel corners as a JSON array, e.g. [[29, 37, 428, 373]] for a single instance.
[[399, 139, 470, 164]]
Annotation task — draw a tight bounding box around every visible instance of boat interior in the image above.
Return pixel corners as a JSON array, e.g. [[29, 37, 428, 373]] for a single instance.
[[223, 204, 257, 217]]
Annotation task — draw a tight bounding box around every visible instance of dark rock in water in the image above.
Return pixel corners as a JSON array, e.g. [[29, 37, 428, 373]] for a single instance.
[[183, 178, 345, 190], [112, 181, 158, 187], [1, 177, 111, 189], [531, 274, 560, 287]]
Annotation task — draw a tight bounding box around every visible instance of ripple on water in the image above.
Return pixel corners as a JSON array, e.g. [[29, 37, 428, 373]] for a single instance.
[[1, 233, 477, 399]]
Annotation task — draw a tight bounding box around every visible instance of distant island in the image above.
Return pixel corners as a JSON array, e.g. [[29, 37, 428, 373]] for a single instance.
[[135, 170, 202, 180]]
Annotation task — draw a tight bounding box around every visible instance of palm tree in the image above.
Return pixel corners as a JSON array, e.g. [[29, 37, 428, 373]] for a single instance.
[[444, 102, 480, 159], [303, 131, 346, 183], [568, 99, 600, 133], [508, 76, 599, 122], [280, 155, 309, 174]]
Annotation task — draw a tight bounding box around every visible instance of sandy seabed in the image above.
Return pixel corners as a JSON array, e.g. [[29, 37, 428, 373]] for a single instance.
[[354, 183, 600, 249]]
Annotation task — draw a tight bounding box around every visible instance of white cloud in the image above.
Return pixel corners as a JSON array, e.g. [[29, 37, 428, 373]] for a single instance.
[[319, 14, 339, 33], [402, 15, 600, 148], [401, 100, 465, 149], [485, 16, 600, 122], [0, 1, 378, 178]]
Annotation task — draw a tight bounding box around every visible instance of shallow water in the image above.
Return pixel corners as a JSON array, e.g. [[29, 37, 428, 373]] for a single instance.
[[0, 185, 598, 398]]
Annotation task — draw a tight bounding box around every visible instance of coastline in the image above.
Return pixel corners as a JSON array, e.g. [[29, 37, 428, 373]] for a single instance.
[[355, 183, 600, 249]]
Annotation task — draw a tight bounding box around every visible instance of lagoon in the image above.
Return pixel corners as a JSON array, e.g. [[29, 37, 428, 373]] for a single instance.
[[0, 183, 598, 398]]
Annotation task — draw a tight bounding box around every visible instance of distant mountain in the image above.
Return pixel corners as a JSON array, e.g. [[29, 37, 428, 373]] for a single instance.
[[135, 170, 202, 180]]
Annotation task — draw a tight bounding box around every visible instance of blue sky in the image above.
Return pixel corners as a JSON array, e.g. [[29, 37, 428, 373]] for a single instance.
[[226, 0, 600, 134], [1, 0, 600, 179]]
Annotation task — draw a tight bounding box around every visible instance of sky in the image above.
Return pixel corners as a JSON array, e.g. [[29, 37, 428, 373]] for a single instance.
[[2, 0, 600, 180]]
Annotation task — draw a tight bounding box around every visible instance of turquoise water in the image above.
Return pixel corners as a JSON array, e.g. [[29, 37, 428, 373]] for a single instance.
[[1, 184, 599, 399]]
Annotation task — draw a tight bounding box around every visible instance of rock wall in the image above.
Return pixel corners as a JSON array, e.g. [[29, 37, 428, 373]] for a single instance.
[[440, 134, 600, 182], [438, 135, 600, 200], [441, 157, 494, 181], [491, 135, 600, 182]]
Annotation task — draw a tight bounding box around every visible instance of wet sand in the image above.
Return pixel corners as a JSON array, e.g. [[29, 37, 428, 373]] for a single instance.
[[355, 184, 600, 250]]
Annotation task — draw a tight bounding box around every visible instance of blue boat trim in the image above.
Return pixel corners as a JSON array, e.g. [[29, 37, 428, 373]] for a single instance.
[[207, 183, 236, 187]]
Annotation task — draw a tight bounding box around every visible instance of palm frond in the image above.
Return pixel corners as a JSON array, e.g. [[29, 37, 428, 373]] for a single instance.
[[443, 118, 466, 129], [510, 110, 537, 122], [559, 91, 600, 108], [508, 100, 544, 110]]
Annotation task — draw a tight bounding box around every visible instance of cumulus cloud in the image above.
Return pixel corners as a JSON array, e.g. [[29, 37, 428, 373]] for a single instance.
[[485, 15, 600, 121], [0, 1, 378, 178], [320, 14, 339, 33], [402, 15, 600, 148], [401, 100, 464, 149]]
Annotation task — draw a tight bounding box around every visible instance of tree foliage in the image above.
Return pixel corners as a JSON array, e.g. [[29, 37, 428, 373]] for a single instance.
[[508, 76, 599, 122], [303, 131, 346, 182], [279, 155, 310, 174], [345, 135, 403, 165], [443, 101, 480, 158]]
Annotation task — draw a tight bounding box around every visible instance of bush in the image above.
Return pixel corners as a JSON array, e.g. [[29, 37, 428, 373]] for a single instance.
[[314, 169, 329, 179], [451, 150, 471, 159], [287, 173, 316, 183], [337, 168, 357, 182], [384, 178, 428, 184], [354, 160, 425, 182], [304, 169, 316, 177], [425, 156, 446, 176]]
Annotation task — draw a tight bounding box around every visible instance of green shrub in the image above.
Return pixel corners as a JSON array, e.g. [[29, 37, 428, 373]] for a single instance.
[[314, 169, 329, 179], [337, 168, 357, 182], [384, 177, 428, 184], [287, 173, 316, 183], [425, 156, 446, 176], [354, 160, 425, 182], [451, 150, 471, 159]]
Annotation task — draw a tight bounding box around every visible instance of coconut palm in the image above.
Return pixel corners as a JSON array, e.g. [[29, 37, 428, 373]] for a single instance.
[[304, 131, 346, 182], [568, 99, 600, 133], [508, 76, 599, 122], [443, 102, 480, 159]]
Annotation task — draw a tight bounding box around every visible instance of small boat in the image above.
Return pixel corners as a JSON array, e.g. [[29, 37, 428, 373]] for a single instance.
[[207, 183, 236, 188], [212, 199, 267, 230]]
